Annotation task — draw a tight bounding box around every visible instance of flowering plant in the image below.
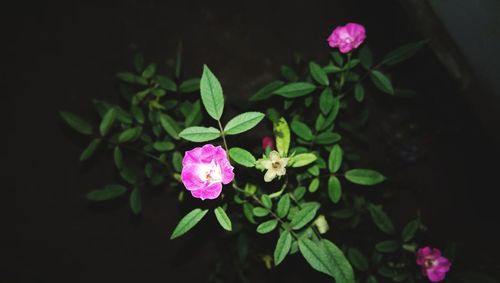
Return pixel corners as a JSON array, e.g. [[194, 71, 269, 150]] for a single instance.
[[59, 23, 495, 282]]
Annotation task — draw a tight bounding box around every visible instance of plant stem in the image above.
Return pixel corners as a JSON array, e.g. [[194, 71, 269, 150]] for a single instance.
[[251, 194, 300, 240], [217, 119, 229, 153]]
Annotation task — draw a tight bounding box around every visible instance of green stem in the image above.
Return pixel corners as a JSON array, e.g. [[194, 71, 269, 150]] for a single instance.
[[217, 119, 229, 153]]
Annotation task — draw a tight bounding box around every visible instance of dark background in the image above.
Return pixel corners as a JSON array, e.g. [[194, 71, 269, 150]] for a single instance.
[[4, 0, 499, 282]]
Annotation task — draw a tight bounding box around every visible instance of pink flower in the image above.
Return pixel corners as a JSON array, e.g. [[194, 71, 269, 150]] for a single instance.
[[416, 247, 451, 282], [181, 144, 234, 200], [262, 136, 274, 150], [327, 23, 366, 53]]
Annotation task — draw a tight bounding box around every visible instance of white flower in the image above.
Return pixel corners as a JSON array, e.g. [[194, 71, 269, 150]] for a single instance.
[[259, 150, 289, 182]]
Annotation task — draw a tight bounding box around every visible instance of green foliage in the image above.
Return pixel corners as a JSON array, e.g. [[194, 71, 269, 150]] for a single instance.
[[368, 204, 396, 235], [224, 112, 265, 135], [382, 41, 425, 65], [276, 194, 291, 218], [59, 111, 93, 135], [309, 61, 329, 86], [328, 144, 343, 173], [274, 230, 292, 265], [214, 206, 232, 231], [86, 184, 127, 201], [228, 147, 256, 167], [80, 138, 101, 161], [179, 126, 221, 142], [200, 65, 224, 120], [130, 187, 142, 214], [348, 247, 369, 272], [170, 208, 209, 240], [249, 81, 284, 101], [289, 153, 317, 168], [328, 175, 342, 203], [345, 169, 385, 185], [370, 70, 394, 95], [256, 219, 278, 234], [274, 117, 291, 157], [290, 202, 320, 230], [274, 82, 316, 98]]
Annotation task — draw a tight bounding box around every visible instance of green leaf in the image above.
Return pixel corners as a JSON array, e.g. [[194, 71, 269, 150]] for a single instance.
[[289, 153, 317, 168], [113, 146, 123, 170], [309, 61, 329, 86], [315, 97, 340, 131], [261, 194, 272, 209], [155, 75, 177, 92], [308, 178, 320, 193], [200, 65, 224, 120], [345, 169, 385, 185], [86, 184, 127, 201], [354, 83, 365, 102], [281, 65, 298, 81], [178, 126, 221, 142], [249, 81, 284, 101], [375, 240, 399, 253], [79, 138, 101, 161], [314, 132, 341, 145], [401, 219, 419, 242], [276, 194, 291, 218], [228, 147, 256, 167], [130, 187, 141, 214], [366, 276, 378, 283], [179, 78, 201, 93], [274, 82, 316, 98], [321, 239, 356, 283], [299, 239, 334, 277], [170, 208, 209, 240], [368, 204, 396, 235], [160, 114, 181, 140], [243, 203, 257, 224], [274, 117, 290, 157], [120, 166, 138, 185], [370, 70, 394, 95], [99, 108, 116, 136], [347, 248, 369, 272], [172, 151, 183, 172], [327, 175, 342, 203], [256, 219, 278, 234], [293, 186, 306, 201], [214, 206, 232, 231], [359, 46, 373, 69], [118, 127, 142, 143], [131, 105, 144, 124], [291, 120, 313, 141], [224, 112, 265, 135], [382, 41, 425, 65], [290, 203, 320, 230], [331, 51, 344, 66], [116, 72, 147, 85], [253, 207, 269, 217], [59, 111, 92, 135], [141, 63, 156, 79], [319, 88, 334, 115], [328, 144, 343, 173], [153, 141, 175, 151], [274, 230, 292, 266]]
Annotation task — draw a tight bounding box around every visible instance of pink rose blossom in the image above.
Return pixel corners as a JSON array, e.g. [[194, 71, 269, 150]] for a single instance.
[[416, 247, 451, 282], [262, 136, 274, 150], [181, 144, 234, 200], [327, 23, 366, 53]]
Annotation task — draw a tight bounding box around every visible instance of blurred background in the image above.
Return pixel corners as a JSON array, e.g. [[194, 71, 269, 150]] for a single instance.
[[4, 0, 500, 282]]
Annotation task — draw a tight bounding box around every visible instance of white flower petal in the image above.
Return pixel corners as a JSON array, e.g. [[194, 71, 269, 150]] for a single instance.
[[264, 169, 277, 182]]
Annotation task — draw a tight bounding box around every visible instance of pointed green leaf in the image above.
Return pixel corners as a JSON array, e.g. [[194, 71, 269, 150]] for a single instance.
[[249, 81, 284, 101], [170, 208, 209, 240], [86, 184, 127, 201], [401, 219, 419, 242], [382, 41, 425, 65], [345, 169, 385, 185], [348, 248, 369, 272], [172, 151, 183, 172], [141, 63, 156, 79], [261, 194, 272, 209], [308, 178, 320, 193], [368, 204, 396, 235], [228, 147, 256, 167], [178, 126, 221, 142], [118, 127, 142, 143], [276, 194, 291, 218], [299, 238, 333, 277], [99, 108, 116, 136], [214, 206, 232, 231], [113, 146, 123, 170], [291, 203, 320, 230], [252, 207, 269, 217], [179, 78, 200, 93], [328, 175, 341, 203], [59, 111, 93, 135], [315, 132, 341, 145], [375, 240, 399, 253], [274, 82, 316, 98], [370, 70, 394, 95], [328, 144, 343, 173], [359, 46, 373, 69], [281, 65, 298, 81], [291, 120, 313, 141], [79, 138, 101, 161], [224, 112, 265, 135], [155, 75, 177, 92], [321, 239, 356, 283], [243, 203, 257, 224], [289, 153, 317, 168], [274, 230, 292, 266], [160, 114, 181, 140], [354, 83, 365, 102], [274, 117, 290, 157], [315, 97, 340, 131], [153, 141, 175, 152], [130, 187, 142, 214], [319, 88, 334, 115], [256, 219, 278, 234], [200, 65, 224, 120], [310, 61, 329, 86]]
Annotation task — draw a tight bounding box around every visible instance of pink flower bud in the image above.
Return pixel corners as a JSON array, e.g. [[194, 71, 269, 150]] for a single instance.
[[262, 136, 274, 150], [327, 23, 366, 53], [416, 247, 451, 282], [181, 144, 234, 200]]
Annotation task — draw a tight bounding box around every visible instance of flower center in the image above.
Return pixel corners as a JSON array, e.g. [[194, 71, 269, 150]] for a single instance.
[[272, 161, 281, 169], [198, 161, 222, 183], [424, 259, 435, 268]]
